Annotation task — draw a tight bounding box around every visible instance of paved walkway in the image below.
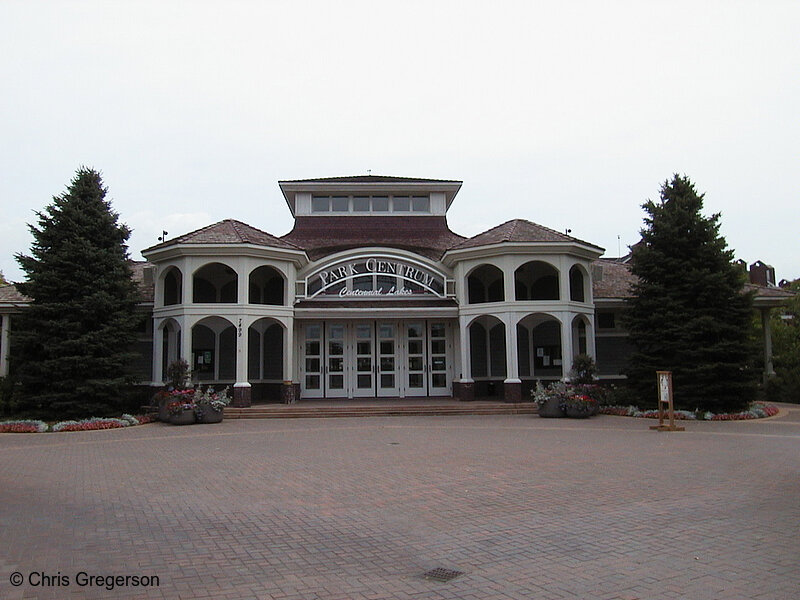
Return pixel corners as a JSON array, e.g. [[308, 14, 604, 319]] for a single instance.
[[1, 405, 799, 599]]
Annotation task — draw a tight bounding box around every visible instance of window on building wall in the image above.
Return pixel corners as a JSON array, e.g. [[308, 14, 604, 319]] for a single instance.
[[307, 194, 429, 214], [597, 312, 616, 329], [353, 197, 370, 212], [411, 196, 430, 212], [331, 197, 349, 212], [311, 197, 329, 212], [393, 196, 410, 211]]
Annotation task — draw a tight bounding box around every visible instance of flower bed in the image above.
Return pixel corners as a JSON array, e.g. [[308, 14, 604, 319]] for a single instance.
[[0, 414, 154, 433], [0, 420, 49, 433], [599, 402, 780, 421]]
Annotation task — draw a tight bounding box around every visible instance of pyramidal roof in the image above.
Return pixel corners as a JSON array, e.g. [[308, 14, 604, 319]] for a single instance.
[[143, 219, 302, 253], [451, 219, 603, 251]]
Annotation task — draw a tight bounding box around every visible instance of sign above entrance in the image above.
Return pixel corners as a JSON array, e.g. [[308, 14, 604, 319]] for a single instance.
[[305, 254, 447, 298]]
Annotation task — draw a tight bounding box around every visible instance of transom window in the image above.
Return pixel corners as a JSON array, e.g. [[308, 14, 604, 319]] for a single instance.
[[310, 195, 430, 214]]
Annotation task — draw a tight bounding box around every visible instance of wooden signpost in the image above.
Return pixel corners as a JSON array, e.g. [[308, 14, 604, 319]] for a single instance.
[[650, 371, 685, 432]]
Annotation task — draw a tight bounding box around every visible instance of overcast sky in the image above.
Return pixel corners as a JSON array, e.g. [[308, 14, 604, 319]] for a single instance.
[[1, 0, 798, 284]]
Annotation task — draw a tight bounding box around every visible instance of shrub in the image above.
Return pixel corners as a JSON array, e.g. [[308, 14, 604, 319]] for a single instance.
[[570, 354, 597, 384]]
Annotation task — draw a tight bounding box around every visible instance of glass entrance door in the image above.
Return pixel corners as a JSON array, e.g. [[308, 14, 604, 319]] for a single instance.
[[301, 322, 324, 398], [352, 323, 375, 397], [326, 323, 347, 398], [406, 322, 428, 396], [428, 321, 451, 396], [377, 322, 399, 397], [299, 319, 454, 399]]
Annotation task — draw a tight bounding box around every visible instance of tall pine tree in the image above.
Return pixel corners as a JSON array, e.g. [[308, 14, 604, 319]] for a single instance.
[[623, 175, 756, 413], [13, 168, 141, 419]]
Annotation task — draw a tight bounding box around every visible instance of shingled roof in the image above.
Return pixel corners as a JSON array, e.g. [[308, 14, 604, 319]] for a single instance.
[[279, 175, 461, 184], [590, 259, 798, 303], [143, 219, 302, 253], [451, 219, 603, 251], [0, 284, 28, 303], [281, 216, 465, 261], [591, 259, 635, 299], [0, 260, 156, 304]]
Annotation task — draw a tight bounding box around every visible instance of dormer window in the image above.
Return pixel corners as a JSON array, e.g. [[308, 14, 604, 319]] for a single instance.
[[310, 194, 430, 214]]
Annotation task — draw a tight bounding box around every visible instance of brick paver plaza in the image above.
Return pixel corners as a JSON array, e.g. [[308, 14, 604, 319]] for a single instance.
[[2, 407, 799, 599]]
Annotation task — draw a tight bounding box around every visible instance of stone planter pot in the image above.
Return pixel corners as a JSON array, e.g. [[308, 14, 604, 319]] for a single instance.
[[565, 406, 592, 419], [196, 406, 224, 424], [169, 410, 196, 426], [158, 397, 170, 422], [537, 397, 566, 418]]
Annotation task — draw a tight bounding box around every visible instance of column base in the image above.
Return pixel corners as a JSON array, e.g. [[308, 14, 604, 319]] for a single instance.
[[503, 380, 523, 403], [281, 381, 300, 404], [453, 380, 475, 402], [232, 383, 252, 408]]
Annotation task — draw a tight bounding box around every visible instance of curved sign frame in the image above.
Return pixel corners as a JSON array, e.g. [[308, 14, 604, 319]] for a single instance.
[[304, 253, 448, 299]]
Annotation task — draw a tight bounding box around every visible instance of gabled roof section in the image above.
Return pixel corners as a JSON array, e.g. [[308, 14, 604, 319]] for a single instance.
[[142, 219, 301, 253], [451, 219, 604, 251], [279, 175, 461, 184]]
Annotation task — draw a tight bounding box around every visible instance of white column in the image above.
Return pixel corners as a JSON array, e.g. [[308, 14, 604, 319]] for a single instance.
[[151, 318, 164, 386], [458, 314, 473, 381], [284, 317, 295, 382], [586, 313, 597, 360], [503, 257, 516, 303], [181, 260, 193, 305], [179, 315, 193, 377], [234, 315, 251, 389], [0, 313, 10, 378], [560, 313, 574, 381], [503, 312, 520, 383]]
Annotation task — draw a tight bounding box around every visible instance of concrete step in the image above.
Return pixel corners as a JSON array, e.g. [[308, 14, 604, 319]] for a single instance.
[[225, 403, 537, 419]]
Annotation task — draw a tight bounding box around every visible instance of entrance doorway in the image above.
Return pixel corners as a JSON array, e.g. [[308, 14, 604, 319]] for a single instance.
[[299, 320, 453, 399]]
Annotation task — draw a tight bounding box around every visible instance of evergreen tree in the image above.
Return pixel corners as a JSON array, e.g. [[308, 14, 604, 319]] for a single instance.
[[623, 175, 756, 413], [767, 279, 800, 403], [12, 168, 141, 419]]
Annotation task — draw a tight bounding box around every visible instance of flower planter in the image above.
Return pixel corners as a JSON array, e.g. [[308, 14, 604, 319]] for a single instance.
[[196, 406, 224, 424], [565, 406, 592, 419], [158, 397, 171, 422], [537, 397, 566, 418], [169, 410, 196, 426]]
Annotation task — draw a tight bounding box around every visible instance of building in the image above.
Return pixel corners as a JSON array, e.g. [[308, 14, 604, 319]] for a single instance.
[[0, 175, 793, 405]]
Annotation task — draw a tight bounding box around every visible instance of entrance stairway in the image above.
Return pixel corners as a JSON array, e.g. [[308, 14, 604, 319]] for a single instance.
[[225, 399, 537, 419]]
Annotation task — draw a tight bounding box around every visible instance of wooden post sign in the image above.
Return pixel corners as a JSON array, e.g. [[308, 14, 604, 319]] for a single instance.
[[649, 371, 685, 432]]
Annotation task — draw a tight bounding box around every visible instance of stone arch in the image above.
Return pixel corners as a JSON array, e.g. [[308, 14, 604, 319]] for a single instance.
[[569, 264, 589, 303], [466, 264, 505, 304], [191, 316, 236, 382], [162, 266, 183, 306], [158, 318, 181, 381], [571, 314, 592, 358], [467, 315, 507, 382], [249, 266, 285, 305], [193, 262, 238, 303], [517, 312, 563, 378], [515, 260, 560, 301], [248, 317, 285, 381]]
